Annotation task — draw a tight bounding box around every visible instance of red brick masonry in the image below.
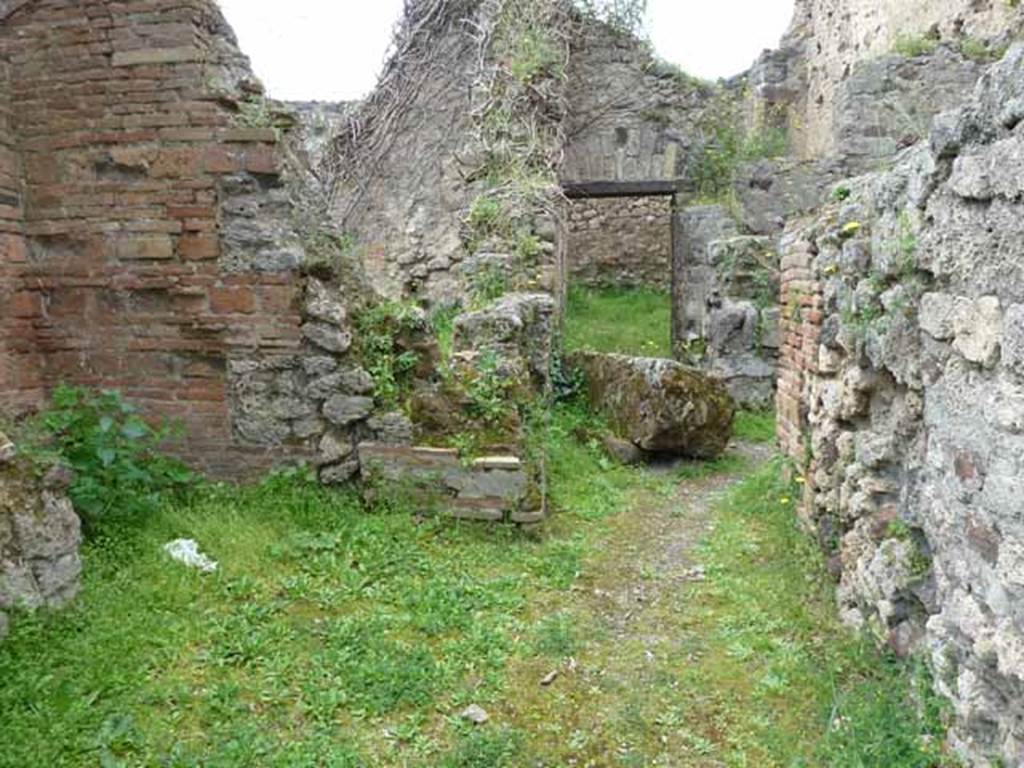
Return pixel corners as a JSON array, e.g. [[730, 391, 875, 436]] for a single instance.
[[0, 0, 309, 476]]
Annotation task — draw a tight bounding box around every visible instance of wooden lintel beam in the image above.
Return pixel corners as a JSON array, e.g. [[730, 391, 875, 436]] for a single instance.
[[561, 180, 679, 199]]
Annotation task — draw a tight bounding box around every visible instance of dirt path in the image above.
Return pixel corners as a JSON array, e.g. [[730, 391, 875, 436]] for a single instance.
[[497, 441, 778, 767]]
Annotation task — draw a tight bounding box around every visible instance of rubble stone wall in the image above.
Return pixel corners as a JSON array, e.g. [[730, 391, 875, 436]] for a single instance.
[[787, 0, 1024, 158], [566, 196, 671, 290], [562, 19, 708, 184], [778, 45, 1024, 765]]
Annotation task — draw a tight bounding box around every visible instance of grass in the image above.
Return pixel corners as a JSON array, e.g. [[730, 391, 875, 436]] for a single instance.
[[734, 409, 777, 444], [0, 404, 953, 767], [488, 455, 955, 766], [563, 285, 672, 358]]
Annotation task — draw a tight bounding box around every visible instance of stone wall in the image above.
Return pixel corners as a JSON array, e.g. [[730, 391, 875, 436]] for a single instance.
[[0, 436, 81, 638], [786, 0, 1024, 158], [561, 19, 708, 184], [671, 206, 781, 407], [321, 0, 567, 306], [0, 0, 385, 480], [778, 45, 1024, 765], [566, 196, 671, 289]]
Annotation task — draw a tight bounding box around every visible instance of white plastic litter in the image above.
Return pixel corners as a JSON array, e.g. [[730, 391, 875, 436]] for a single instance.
[[163, 539, 219, 573]]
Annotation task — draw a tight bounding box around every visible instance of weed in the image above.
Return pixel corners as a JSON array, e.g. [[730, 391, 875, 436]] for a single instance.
[[430, 302, 462, 362], [22, 385, 194, 531], [354, 300, 426, 406], [508, 27, 562, 83], [531, 611, 578, 657], [831, 185, 852, 202], [893, 35, 939, 57], [441, 727, 525, 768], [468, 262, 509, 307], [235, 95, 277, 129], [465, 350, 517, 426], [574, 0, 648, 36]]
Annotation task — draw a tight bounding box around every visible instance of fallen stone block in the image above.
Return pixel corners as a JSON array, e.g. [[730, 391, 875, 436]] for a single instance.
[[569, 351, 735, 459]]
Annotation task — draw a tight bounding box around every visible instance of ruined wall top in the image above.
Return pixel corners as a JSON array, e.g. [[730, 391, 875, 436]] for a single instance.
[[786, 0, 1024, 157]]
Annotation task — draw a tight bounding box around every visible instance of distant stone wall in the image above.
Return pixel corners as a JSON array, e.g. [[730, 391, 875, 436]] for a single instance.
[[671, 206, 780, 407], [787, 0, 1024, 158], [778, 46, 1024, 765], [562, 20, 708, 184], [0, 439, 81, 639], [566, 196, 671, 289]]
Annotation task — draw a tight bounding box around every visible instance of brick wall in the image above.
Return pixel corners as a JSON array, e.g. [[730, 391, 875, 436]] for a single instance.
[[566, 196, 672, 290], [0, 0, 314, 477], [775, 218, 823, 462], [0, 50, 40, 415]]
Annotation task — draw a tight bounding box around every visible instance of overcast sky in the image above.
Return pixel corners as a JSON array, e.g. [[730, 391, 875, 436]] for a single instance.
[[217, 0, 796, 102]]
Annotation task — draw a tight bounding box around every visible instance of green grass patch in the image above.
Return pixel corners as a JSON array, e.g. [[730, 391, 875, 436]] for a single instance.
[[563, 285, 672, 358], [0, 404, 649, 767], [0, 407, 952, 766], [733, 409, 777, 444]]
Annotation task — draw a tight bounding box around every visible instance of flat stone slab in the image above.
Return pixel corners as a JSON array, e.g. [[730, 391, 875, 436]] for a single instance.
[[358, 443, 543, 524]]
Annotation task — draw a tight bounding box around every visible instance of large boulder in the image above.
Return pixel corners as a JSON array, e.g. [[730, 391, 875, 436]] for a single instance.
[[569, 351, 735, 458]]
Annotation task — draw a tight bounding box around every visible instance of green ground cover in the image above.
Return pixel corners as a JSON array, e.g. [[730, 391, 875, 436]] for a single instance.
[[0, 403, 951, 767], [563, 286, 672, 358]]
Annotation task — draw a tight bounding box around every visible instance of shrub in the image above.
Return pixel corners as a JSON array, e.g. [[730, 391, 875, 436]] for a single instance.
[[354, 301, 425, 406], [27, 385, 194, 528]]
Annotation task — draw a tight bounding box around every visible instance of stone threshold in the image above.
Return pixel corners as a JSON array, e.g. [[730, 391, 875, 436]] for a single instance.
[[358, 442, 545, 524]]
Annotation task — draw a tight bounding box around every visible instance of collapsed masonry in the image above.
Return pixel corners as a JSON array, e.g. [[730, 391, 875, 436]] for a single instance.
[[2, 0, 1024, 762]]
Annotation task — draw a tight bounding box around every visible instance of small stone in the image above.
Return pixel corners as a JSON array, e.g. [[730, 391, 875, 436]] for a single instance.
[[952, 296, 1002, 367], [366, 412, 413, 446], [319, 460, 359, 485], [340, 367, 375, 395], [471, 456, 522, 470], [304, 278, 347, 326], [302, 356, 338, 377], [302, 321, 352, 354], [919, 292, 957, 341], [323, 395, 374, 426], [540, 670, 559, 687], [42, 463, 75, 491], [292, 416, 326, 440], [0, 432, 15, 464], [317, 432, 354, 466], [460, 704, 490, 725]]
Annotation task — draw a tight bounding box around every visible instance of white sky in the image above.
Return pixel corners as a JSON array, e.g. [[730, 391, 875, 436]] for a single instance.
[[217, 1, 796, 102]]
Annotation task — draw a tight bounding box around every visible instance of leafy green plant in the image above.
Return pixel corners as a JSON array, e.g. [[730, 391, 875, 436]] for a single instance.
[[354, 301, 426, 406], [465, 351, 516, 425], [26, 385, 194, 528], [468, 262, 510, 307], [831, 185, 852, 202]]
